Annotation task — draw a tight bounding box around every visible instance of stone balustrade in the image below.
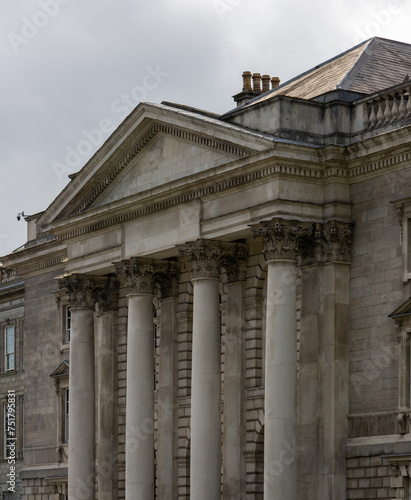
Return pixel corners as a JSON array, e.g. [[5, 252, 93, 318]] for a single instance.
[[361, 81, 411, 130]]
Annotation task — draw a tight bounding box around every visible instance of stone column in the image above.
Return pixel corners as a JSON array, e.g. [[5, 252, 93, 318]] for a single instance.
[[115, 258, 157, 500], [156, 268, 179, 500], [95, 277, 119, 500], [252, 219, 311, 500], [221, 245, 248, 500], [58, 274, 99, 500], [179, 239, 222, 500]]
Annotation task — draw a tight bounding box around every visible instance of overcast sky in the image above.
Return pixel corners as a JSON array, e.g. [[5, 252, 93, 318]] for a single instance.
[[1, 0, 410, 258]]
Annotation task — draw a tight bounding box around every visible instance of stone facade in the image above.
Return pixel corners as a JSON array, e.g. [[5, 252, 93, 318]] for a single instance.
[[2, 37, 411, 499]]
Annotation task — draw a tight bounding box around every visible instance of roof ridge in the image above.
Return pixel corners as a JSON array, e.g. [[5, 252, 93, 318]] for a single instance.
[[337, 37, 377, 90]]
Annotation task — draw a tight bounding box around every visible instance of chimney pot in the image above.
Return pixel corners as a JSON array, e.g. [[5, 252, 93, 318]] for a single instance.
[[262, 74, 271, 92], [271, 76, 280, 89], [252, 73, 261, 92], [242, 71, 252, 92]]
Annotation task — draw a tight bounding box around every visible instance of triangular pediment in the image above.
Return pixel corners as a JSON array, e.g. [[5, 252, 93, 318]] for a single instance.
[[389, 297, 411, 319], [50, 360, 69, 378], [37, 102, 274, 233], [93, 131, 244, 209]]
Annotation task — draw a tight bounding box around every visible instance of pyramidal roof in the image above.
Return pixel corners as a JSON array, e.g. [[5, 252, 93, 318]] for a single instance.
[[231, 37, 411, 111]]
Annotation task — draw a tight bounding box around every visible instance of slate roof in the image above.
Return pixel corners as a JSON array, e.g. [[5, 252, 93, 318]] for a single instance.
[[227, 37, 411, 112]]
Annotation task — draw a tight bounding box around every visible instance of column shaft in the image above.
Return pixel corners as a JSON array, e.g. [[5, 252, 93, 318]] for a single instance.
[[264, 261, 297, 499], [68, 307, 96, 500], [126, 294, 154, 500], [191, 278, 221, 500], [96, 311, 117, 500]]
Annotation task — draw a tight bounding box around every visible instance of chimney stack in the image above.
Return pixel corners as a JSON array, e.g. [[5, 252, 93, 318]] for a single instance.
[[271, 76, 280, 89], [242, 71, 252, 92], [233, 71, 280, 107], [262, 74, 271, 92], [252, 73, 261, 92]]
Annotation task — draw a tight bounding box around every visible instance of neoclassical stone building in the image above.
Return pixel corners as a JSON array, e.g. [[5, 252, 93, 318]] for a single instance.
[[2, 36, 411, 499]]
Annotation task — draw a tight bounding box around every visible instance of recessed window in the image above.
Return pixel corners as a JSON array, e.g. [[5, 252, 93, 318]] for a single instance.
[[64, 388, 69, 443], [5, 325, 15, 372], [65, 306, 71, 345]]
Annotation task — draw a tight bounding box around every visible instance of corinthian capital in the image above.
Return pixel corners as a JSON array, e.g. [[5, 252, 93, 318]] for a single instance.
[[114, 258, 179, 297], [322, 221, 353, 263], [251, 218, 312, 262], [114, 258, 157, 295], [95, 276, 120, 315], [57, 274, 101, 309], [178, 239, 222, 280], [220, 243, 248, 283]]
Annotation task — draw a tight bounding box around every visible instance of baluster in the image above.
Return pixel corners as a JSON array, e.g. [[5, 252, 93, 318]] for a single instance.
[[363, 102, 370, 129], [376, 99, 384, 125], [399, 90, 406, 118], [369, 100, 377, 127], [391, 93, 399, 121], [384, 95, 392, 122]]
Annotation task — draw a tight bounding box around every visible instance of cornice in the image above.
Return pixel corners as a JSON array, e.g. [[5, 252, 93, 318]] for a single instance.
[[40, 141, 411, 243], [1, 244, 68, 277], [0, 281, 24, 302]]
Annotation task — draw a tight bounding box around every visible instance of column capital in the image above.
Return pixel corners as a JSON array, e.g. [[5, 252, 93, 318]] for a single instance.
[[252, 218, 353, 265], [57, 273, 104, 309], [220, 243, 248, 283], [95, 276, 120, 316], [322, 220, 353, 263], [114, 257, 179, 297], [251, 218, 312, 262], [178, 239, 222, 280]]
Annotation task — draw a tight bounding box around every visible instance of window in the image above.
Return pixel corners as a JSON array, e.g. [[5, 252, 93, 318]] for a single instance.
[[65, 306, 71, 344], [50, 361, 69, 449], [393, 198, 411, 283], [5, 325, 15, 372], [64, 388, 69, 443], [390, 299, 411, 419]]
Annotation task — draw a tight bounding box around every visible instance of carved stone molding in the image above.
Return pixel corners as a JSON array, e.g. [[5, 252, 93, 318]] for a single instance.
[[252, 218, 353, 265], [114, 257, 179, 297], [178, 239, 222, 280], [251, 218, 313, 262], [322, 220, 353, 263], [95, 276, 120, 316], [154, 261, 180, 299], [57, 274, 103, 309], [220, 243, 248, 283]]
